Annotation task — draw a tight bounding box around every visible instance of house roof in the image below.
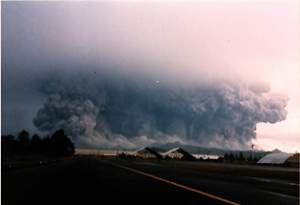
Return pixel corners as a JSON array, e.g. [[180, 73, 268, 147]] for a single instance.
[[257, 152, 293, 164], [163, 147, 194, 159], [135, 147, 162, 158]]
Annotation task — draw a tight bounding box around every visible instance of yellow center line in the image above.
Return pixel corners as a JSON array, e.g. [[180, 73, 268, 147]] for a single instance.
[[109, 162, 241, 205]]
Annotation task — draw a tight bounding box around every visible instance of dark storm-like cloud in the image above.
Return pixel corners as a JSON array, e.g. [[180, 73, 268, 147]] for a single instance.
[[33, 72, 288, 149], [2, 2, 292, 149]]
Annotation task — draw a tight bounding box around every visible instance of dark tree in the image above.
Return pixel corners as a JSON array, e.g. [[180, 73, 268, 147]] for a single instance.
[[30, 134, 42, 154], [18, 130, 30, 145], [49, 129, 75, 157], [238, 152, 245, 161], [17, 130, 30, 153], [2, 129, 75, 158], [229, 153, 234, 162], [224, 153, 229, 160], [41, 136, 51, 155]]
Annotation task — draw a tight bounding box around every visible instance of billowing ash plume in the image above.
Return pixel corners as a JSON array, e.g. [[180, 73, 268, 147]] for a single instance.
[[33, 72, 288, 149]]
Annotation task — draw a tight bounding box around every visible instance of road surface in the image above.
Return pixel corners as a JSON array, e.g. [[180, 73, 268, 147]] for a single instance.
[[2, 157, 299, 205]]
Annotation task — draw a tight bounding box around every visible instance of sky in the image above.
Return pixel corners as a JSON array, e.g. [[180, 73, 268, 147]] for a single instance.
[[1, 1, 300, 152]]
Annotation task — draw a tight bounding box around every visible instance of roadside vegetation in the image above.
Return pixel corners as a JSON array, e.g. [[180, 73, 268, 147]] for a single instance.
[[222, 152, 261, 163], [2, 129, 75, 158]]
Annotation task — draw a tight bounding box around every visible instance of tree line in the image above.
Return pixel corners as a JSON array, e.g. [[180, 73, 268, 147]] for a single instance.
[[2, 129, 75, 157], [223, 152, 260, 163]]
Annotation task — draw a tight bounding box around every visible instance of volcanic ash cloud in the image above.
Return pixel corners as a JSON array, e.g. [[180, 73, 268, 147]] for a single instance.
[[33, 75, 288, 149]]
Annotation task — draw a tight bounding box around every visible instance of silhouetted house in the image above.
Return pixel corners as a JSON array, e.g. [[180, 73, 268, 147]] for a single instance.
[[257, 151, 293, 164], [135, 147, 162, 159], [163, 147, 195, 160]]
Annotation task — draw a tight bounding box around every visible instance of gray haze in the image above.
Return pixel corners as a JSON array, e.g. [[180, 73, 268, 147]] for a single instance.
[[1, 2, 290, 149]]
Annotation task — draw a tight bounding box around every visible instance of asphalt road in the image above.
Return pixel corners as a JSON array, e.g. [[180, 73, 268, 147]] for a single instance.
[[2, 157, 299, 205]]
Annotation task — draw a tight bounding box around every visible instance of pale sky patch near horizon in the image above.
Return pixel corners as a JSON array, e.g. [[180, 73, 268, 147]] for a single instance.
[[1, 0, 300, 152]]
